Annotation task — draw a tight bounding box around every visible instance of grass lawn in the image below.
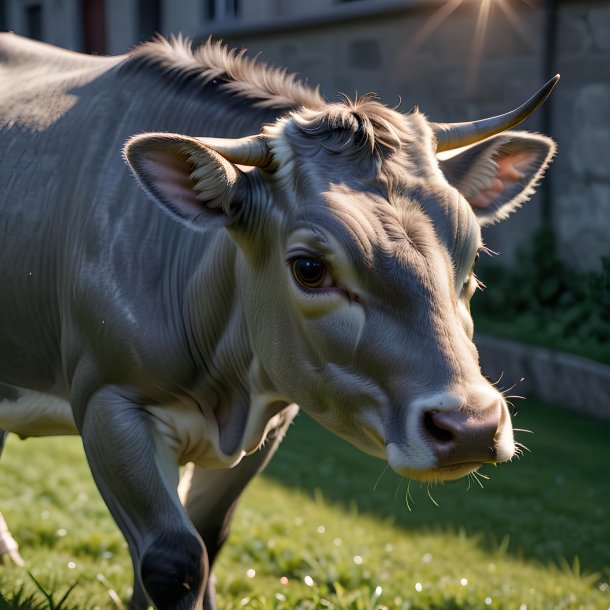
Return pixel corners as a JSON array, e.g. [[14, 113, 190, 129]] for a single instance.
[[0, 399, 609, 609]]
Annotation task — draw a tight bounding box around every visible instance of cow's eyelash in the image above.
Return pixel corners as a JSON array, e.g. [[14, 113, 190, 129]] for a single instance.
[[473, 273, 485, 291]]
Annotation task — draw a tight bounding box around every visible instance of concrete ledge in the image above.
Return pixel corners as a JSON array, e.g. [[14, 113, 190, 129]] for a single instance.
[[476, 334, 610, 422]]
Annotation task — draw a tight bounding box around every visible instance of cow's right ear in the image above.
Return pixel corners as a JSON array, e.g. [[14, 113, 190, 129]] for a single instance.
[[124, 133, 245, 230], [438, 131, 556, 226]]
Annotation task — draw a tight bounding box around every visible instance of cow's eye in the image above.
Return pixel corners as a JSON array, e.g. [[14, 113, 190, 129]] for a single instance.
[[462, 253, 481, 292], [291, 257, 327, 290]]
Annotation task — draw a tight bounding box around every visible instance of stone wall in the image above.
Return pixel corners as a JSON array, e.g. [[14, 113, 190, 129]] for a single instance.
[[203, 0, 610, 271], [476, 334, 610, 422], [553, 1, 610, 270]]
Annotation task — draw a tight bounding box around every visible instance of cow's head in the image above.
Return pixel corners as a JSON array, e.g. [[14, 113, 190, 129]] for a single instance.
[[124, 78, 557, 482]]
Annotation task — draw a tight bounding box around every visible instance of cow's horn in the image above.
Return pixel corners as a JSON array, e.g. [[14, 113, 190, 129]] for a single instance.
[[432, 75, 560, 152], [200, 135, 277, 169]]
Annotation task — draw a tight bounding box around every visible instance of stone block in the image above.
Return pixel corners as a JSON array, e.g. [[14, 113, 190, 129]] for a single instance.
[[589, 4, 610, 51], [476, 335, 610, 422], [557, 180, 610, 270], [569, 84, 610, 182]]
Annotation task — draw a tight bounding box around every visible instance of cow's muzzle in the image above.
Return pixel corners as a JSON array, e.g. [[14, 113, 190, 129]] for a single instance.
[[422, 407, 499, 466], [386, 389, 515, 481]]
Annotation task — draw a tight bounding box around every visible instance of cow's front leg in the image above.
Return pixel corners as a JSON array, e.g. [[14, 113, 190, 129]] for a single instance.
[[78, 387, 206, 610], [179, 404, 299, 610]]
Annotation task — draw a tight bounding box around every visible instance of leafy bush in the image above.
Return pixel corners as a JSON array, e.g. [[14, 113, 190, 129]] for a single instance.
[[473, 227, 610, 365]]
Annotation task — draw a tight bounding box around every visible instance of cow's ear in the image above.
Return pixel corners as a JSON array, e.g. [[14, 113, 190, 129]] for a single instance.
[[124, 133, 245, 230], [439, 132, 556, 225]]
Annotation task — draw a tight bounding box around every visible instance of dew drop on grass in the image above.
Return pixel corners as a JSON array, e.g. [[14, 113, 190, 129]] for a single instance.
[[304, 575, 315, 587], [415, 582, 423, 592]]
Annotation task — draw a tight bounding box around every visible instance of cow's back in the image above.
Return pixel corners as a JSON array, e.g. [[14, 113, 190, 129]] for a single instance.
[[0, 34, 284, 394], [0, 35, 124, 389]]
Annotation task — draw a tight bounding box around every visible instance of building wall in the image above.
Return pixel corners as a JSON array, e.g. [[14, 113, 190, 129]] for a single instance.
[[552, 1, 610, 270], [1, 0, 609, 269]]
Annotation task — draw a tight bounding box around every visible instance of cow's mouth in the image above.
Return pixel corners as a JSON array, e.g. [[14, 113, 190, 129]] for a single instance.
[[394, 462, 486, 483]]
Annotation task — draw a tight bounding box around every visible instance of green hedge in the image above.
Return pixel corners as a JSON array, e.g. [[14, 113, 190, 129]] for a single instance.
[[473, 227, 610, 365]]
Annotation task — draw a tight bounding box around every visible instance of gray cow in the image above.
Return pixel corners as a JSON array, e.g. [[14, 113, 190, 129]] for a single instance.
[[0, 33, 556, 609]]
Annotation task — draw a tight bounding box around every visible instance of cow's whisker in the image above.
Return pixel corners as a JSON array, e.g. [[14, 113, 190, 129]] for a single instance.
[[489, 371, 505, 388], [373, 465, 390, 491], [426, 483, 440, 507], [405, 478, 414, 511], [394, 476, 405, 500]]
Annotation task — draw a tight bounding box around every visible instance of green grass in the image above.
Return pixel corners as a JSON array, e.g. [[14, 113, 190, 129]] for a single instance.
[[1, 400, 609, 609]]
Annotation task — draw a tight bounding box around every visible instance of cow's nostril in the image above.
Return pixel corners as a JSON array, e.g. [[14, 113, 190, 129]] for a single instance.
[[423, 410, 454, 444]]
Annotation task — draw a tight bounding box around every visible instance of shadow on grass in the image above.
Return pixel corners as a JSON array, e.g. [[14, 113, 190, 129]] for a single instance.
[[262, 399, 610, 576]]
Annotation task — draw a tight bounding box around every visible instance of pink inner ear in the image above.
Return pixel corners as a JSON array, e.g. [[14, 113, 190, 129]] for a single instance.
[[143, 150, 202, 216], [470, 151, 537, 209]]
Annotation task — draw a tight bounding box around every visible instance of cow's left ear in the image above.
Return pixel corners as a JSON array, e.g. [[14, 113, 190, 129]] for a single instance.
[[124, 133, 245, 231], [439, 132, 556, 225]]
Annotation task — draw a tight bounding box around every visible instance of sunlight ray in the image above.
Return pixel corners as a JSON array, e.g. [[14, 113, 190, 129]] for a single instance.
[[497, 0, 536, 48], [467, 0, 492, 93], [402, 0, 464, 56]]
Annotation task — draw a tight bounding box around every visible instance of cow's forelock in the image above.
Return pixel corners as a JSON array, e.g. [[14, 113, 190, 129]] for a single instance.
[[264, 97, 440, 194]]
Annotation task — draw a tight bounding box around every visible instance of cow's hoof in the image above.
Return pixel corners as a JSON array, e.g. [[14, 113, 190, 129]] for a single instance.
[[0, 546, 25, 567], [140, 530, 206, 610], [0, 513, 25, 567]]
